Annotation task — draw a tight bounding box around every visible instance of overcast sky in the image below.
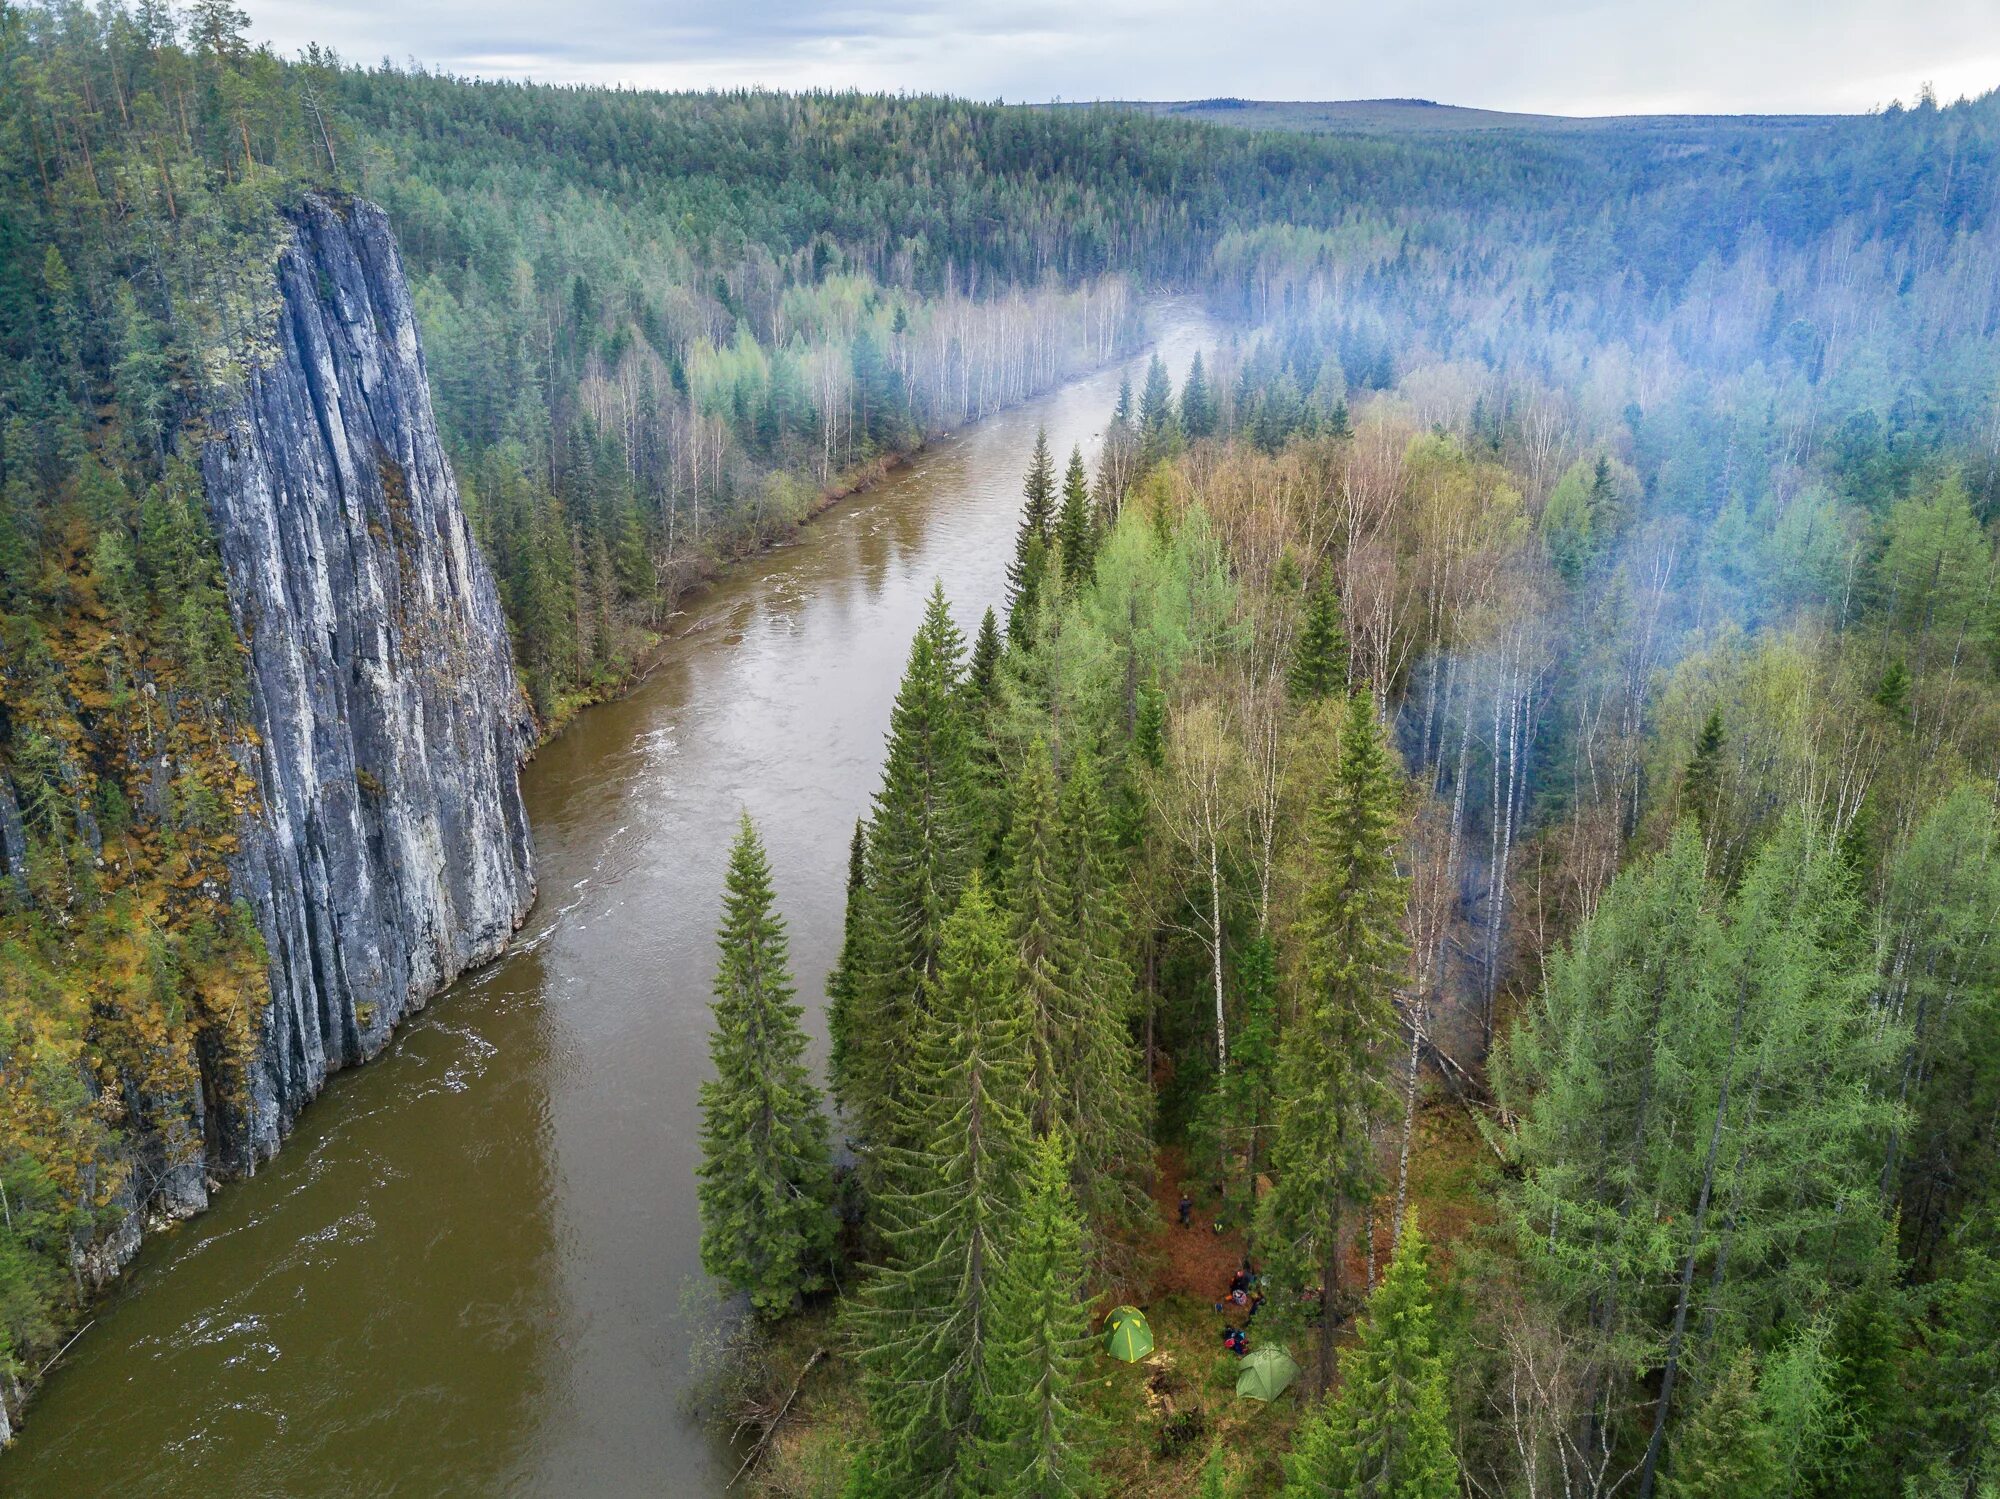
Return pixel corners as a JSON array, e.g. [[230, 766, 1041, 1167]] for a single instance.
[[240, 0, 1998, 116]]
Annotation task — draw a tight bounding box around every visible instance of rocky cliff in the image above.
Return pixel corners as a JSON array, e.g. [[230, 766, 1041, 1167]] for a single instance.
[[204, 194, 536, 1167]]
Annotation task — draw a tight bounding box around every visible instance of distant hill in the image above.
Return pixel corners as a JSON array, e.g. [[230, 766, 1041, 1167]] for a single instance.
[[1065, 96, 1843, 135]]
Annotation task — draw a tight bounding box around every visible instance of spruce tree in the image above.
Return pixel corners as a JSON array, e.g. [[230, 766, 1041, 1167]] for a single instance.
[[1055, 750, 1154, 1237], [1288, 582, 1350, 703], [1180, 351, 1216, 440], [1003, 738, 1082, 1140], [827, 819, 868, 1114], [1134, 683, 1166, 770], [696, 814, 836, 1318], [1056, 445, 1096, 590], [1138, 353, 1179, 465], [844, 584, 979, 1161], [1660, 1352, 1779, 1499], [1205, 934, 1279, 1232], [1283, 1211, 1458, 1499], [965, 605, 1009, 875], [1905, 1203, 2000, 1499], [847, 874, 1033, 1497], [1000, 743, 1152, 1238], [968, 606, 1004, 703], [1683, 708, 1725, 832], [972, 1131, 1101, 1498], [1261, 691, 1407, 1393], [1008, 428, 1057, 641]]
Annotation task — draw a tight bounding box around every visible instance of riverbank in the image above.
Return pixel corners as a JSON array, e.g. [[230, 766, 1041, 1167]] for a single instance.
[[531, 449, 920, 745]]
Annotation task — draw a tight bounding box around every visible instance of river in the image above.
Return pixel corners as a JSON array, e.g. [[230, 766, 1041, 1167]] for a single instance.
[[1, 297, 1218, 1497]]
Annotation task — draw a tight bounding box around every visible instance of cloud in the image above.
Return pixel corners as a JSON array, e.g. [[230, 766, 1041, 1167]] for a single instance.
[[240, 0, 1999, 113]]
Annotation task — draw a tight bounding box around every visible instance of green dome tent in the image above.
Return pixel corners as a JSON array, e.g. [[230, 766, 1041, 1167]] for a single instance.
[[1102, 1305, 1154, 1362], [1235, 1344, 1300, 1401]]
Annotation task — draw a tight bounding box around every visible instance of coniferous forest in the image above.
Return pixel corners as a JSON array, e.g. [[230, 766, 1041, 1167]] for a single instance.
[[3, 1, 2000, 1493]]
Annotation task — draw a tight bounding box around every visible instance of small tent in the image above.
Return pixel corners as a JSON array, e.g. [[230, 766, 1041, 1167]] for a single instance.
[[1102, 1306, 1154, 1362], [1235, 1344, 1300, 1401]]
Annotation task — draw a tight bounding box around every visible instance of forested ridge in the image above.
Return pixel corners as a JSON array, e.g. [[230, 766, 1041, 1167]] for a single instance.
[[2, 0, 1999, 1488]]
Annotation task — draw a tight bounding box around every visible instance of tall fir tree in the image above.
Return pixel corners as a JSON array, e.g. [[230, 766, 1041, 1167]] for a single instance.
[[1261, 691, 1407, 1393], [968, 606, 1004, 703], [1288, 582, 1350, 703], [841, 583, 980, 1163], [827, 819, 869, 1114], [1056, 750, 1154, 1238], [1659, 1351, 1779, 1499], [965, 605, 1010, 875], [972, 1131, 1102, 1498], [1682, 708, 1726, 833], [1008, 428, 1057, 643], [1003, 738, 1082, 1140], [1056, 445, 1096, 590], [1201, 934, 1279, 1234], [1283, 1211, 1458, 1499], [1180, 351, 1216, 440], [1138, 353, 1180, 467], [1904, 1202, 2000, 1499], [847, 875, 1033, 1498], [999, 743, 1152, 1239], [696, 814, 836, 1318]]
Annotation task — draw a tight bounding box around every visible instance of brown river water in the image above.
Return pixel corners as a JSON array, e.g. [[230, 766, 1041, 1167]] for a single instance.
[[2, 298, 1218, 1497]]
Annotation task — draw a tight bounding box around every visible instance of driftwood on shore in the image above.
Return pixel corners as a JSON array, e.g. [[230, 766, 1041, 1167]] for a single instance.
[[728, 1345, 825, 1490]]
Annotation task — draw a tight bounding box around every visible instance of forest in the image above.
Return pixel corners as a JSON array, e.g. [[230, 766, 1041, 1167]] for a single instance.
[[690, 85, 2000, 1499], [1, 0, 1998, 1491]]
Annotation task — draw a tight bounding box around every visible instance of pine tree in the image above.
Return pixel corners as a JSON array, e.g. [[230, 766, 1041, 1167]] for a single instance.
[[1205, 934, 1279, 1232], [848, 874, 1033, 1497], [827, 819, 869, 1114], [1683, 708, 1725, 832], [843, 584, 980, 1161], [965, 605, 1009, 874], [969, 607, 1004, 703], [1288, 582, 1350, 703], [1283, 1211, 1458, 1499], [1056, 751, 1154, 1237], [972, 1131, 1101, 1498], [1261, 691, 1407, 1393], [1056, 446, 1096, 590], [1905, 1203, 2000, 1499], [1180, 352, 1216, 440], [697, 815, 836, 1318], [998, 743, 1151, 1239], [1134, 683, 1166, 770], [1003, 738, 1082, 1140], [1873, 659, 1911, 723], [1111, 374, 1134, 428], [1138, 353, 1179, 466], [1803, 1270, 1905, 1498], [1660, 1352, 1779, 1499], [1008, 428, 1057, 641]]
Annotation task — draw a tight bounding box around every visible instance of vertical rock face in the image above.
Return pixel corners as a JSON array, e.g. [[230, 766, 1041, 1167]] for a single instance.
[[202, 194, 536, 1163]]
